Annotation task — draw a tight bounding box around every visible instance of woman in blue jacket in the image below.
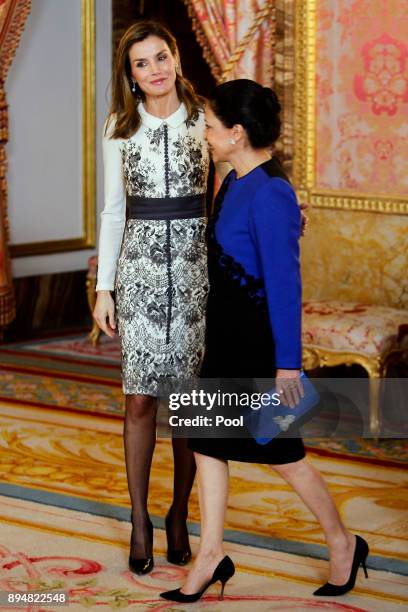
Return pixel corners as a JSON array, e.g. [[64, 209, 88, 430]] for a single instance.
[[161, 80, 369, 602]]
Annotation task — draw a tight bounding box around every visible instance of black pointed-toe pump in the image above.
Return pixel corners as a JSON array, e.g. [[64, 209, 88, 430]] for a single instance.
[[129, 554, 154, 575], [160, 555, 235, 603], [314, 535, 369, 597], [165, 511, 192, 566], [128, 519, 154, 575]]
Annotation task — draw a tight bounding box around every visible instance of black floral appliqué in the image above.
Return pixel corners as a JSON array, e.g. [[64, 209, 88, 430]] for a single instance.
[[121, 141, 157, 196], [170, 135, 207, 195], [146, 125, 166, 151]]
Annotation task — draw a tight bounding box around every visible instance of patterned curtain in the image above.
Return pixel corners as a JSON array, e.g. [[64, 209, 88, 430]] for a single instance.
[[183, 0, 275, 86], [0, 0, 31, 334]]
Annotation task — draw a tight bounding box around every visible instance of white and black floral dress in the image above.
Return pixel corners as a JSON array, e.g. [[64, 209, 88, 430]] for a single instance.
[[96, 103, 210, 395]]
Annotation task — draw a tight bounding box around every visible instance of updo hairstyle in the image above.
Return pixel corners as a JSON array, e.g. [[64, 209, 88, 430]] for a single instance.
[[208, 79, 281, 148]]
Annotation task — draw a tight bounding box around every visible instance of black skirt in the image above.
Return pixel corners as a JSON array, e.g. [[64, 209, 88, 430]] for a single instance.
[[188, 317, 305, 464]]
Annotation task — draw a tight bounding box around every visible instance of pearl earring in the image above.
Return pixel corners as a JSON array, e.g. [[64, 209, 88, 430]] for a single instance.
[[131, 80, 137, 93], [230, 139, 236, 145]]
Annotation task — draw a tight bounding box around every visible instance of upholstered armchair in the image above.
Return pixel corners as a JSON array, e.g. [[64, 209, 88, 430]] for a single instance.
[[302, 300, 408, 436]]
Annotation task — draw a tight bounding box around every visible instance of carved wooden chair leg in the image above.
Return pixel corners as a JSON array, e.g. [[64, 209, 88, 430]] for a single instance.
[[89, 321, 101, 347], [86, 274, 100, 346], [364, 358, 382, 439], [368, 375, 381, 438]]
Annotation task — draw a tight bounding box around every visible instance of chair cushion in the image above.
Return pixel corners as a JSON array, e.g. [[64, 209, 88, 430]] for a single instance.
[[302, 300, 408, 356]]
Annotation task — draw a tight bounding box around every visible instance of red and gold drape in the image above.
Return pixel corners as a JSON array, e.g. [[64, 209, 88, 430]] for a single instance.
[[0, 0, 31, 333], [183, 0, 275, 86]]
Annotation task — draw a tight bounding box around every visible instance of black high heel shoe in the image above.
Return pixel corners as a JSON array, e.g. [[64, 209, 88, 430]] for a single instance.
[[128, 518, 154, 575], [165, 510, 192, 566], [160, 555, 235, 603], [313, 535, 369, 596]]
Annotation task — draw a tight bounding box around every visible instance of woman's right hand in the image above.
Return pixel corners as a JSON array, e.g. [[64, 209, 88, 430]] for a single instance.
[[93, 290, 116, 338], [276, 369, 304, 408]]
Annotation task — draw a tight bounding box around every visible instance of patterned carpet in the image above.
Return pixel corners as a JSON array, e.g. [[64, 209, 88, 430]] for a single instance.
[[2, 495, 406, 611], [0, 334, 407, 465], [0, 401, 407, 610], [0, 333, 407, 609]]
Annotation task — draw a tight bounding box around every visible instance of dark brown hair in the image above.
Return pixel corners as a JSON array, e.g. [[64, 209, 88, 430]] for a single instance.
[[107, 20, 204, 139]]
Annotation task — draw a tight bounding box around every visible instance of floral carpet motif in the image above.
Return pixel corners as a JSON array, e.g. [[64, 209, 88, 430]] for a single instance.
[[1, 495, 406, 611], [0, 403, 407, 563], [0, 392, 407, 610]]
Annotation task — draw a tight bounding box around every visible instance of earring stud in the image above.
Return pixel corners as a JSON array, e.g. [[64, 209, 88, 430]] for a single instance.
[[230, 139, 236, 145]]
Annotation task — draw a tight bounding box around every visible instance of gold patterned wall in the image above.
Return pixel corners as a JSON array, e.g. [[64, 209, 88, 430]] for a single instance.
[[301, 209, 408, 309], [276, 0, 408, 309]]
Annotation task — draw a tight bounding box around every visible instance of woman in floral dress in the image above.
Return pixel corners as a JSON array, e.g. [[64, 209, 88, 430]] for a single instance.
[[93, 20, 209, 575]]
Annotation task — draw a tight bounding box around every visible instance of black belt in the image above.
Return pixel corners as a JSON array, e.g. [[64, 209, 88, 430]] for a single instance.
[[127, 194, 206, 220]]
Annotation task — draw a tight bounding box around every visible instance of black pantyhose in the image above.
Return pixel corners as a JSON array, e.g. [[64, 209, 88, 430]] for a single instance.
[[166, 437, 196, 554], [124, 394, 157, 559], [124, 395, 196, 560]]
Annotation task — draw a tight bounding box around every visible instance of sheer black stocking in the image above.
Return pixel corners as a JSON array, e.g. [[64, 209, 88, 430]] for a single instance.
[[124, 394, 158, 559], [166, 437, 196, 553]]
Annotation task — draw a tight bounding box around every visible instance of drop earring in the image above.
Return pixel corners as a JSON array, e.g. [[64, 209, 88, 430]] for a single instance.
[[131, 80, 137, 93]]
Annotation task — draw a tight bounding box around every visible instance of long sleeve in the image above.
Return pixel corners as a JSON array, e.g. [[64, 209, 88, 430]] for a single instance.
[[249, 178, 302, 368], [95, 117, 126, 291]]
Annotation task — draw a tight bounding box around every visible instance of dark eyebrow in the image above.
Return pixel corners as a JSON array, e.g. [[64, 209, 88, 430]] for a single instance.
[[132, 49, 168, 62]]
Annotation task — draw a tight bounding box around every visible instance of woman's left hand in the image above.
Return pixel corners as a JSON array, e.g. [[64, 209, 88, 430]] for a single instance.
[[276, 369, 304, 408]]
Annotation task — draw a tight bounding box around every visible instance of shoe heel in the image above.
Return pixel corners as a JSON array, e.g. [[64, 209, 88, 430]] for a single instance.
[[219, 579, 227, 601], [362, 558, 368, 579]]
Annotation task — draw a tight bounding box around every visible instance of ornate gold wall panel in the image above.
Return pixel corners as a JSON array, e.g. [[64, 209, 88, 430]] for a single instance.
[[293, 0, 408, 215], [301, 208, 408, 309], [10, 0, 96, 258], [278, 1, 408, 308], [274, 0, 295, 170], [0, 0, 32, 330]]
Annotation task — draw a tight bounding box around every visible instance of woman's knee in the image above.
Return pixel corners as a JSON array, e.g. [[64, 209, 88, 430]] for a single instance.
[[125, 394, 157, 421], [272, 457, 308, 479]]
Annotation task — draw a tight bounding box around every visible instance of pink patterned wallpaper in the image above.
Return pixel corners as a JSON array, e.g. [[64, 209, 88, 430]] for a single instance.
[[315, 0, 408, 196]]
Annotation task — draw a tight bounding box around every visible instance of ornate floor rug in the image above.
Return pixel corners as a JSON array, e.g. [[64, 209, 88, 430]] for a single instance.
[[0, 401, 407, 607], [0, 334, 407, 465], [1, 493, 406, 611]]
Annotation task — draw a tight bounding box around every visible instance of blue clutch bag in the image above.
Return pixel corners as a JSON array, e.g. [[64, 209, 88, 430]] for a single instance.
[[245, 371, 320, 445]]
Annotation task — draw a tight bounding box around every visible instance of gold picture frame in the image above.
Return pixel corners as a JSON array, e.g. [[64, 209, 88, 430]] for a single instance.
[[10, 0, 95, 258], [292, 0, 408, 215]]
